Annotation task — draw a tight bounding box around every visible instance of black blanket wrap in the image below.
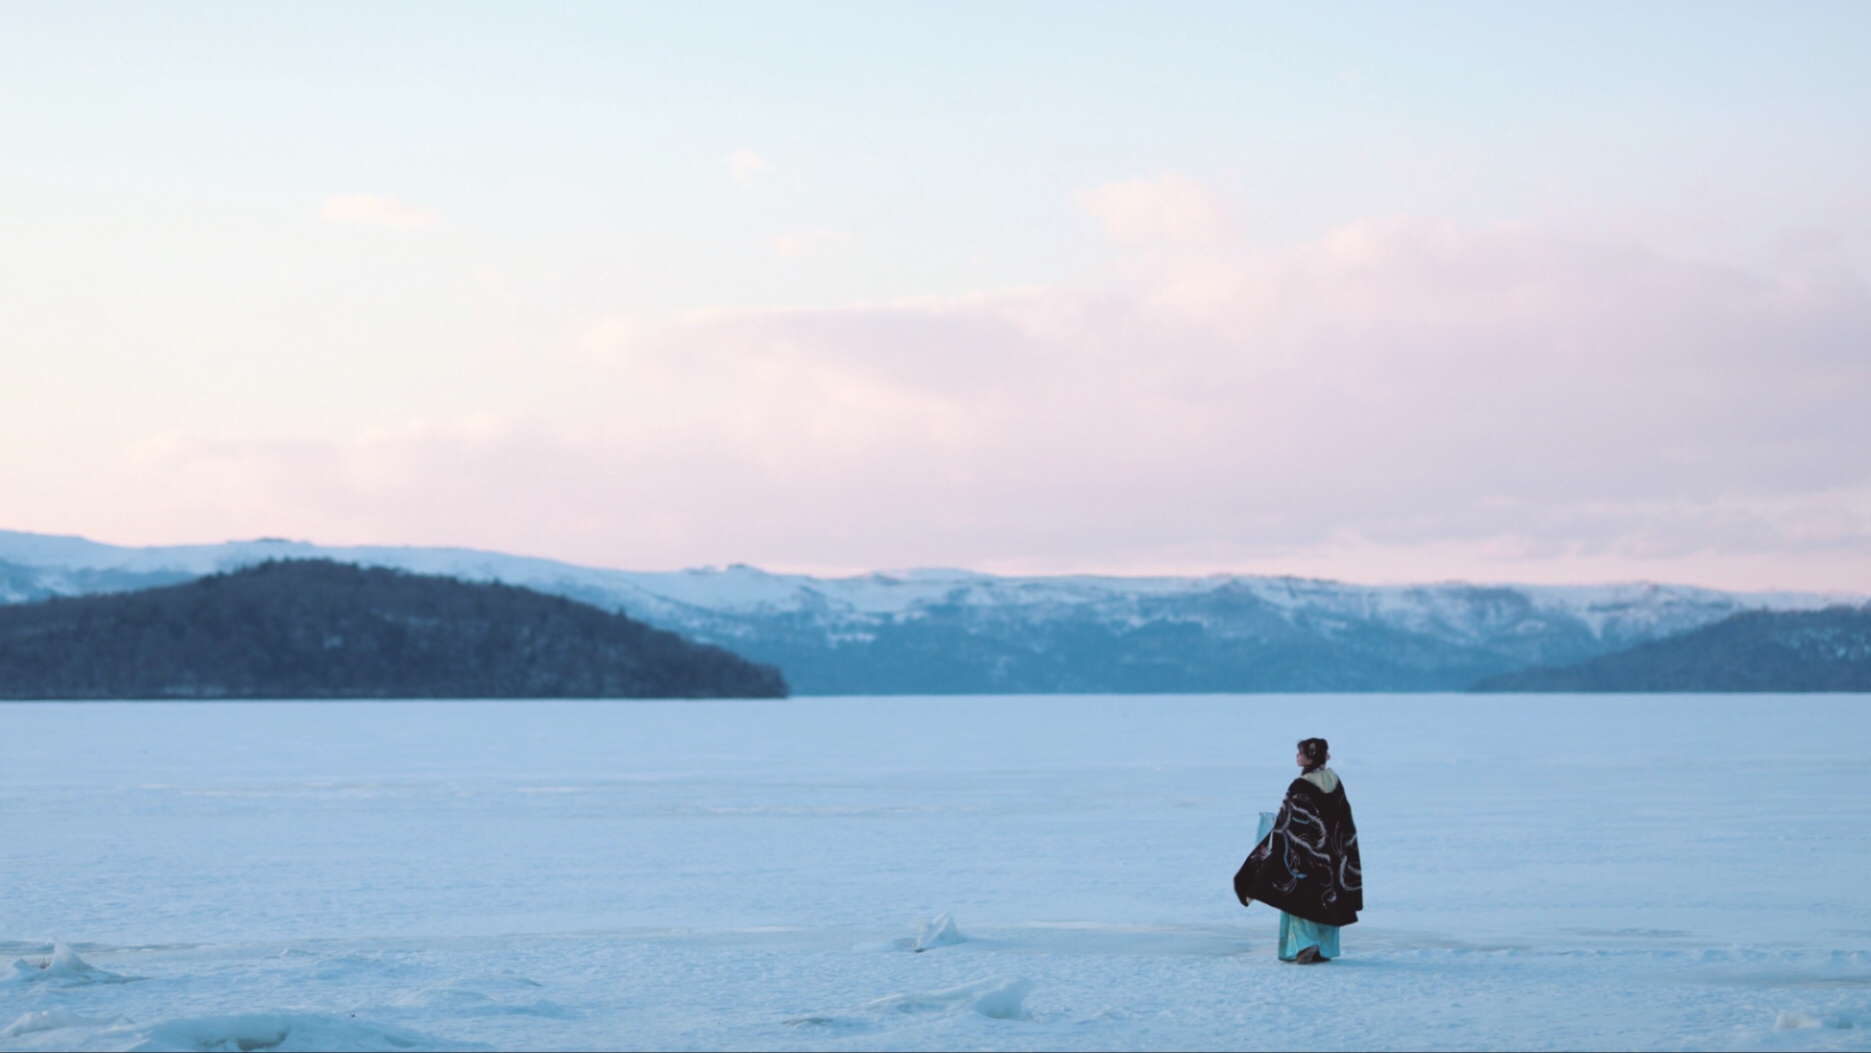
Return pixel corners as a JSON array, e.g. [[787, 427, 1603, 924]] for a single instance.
[[1233, 776, 1363, 927]]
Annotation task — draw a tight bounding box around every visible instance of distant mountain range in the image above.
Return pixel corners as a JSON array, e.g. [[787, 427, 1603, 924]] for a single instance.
[[0, 560, 786, 699], [1472, 605, 1871, 692], [1, 530, 1860, 693]]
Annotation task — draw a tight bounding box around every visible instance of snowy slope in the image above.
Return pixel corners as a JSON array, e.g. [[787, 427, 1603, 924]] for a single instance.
[[0, 530, 1854, 693]]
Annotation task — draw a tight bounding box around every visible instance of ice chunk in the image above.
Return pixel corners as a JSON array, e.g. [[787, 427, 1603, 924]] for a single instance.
[[968, 976, 1033, 1020], [914, 912, 964, 952], [859, 974, 1032, 1019], [1772, 1010, 1860, 1031], [851, 913, 966, 953], [2, 1009, 124, 1037], [113, 1012, 469, 1052], [1775, 1011, 1822, 1029], [3, 941, 133, 986], [387, 976, 570, 1018]]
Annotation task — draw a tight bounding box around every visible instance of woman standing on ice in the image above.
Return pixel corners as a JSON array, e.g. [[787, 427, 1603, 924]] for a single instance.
[[1233, 737, 1362, 963]]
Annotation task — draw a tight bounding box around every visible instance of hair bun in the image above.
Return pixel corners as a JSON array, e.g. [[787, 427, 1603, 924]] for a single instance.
[[1297, 737, 1329, 769]]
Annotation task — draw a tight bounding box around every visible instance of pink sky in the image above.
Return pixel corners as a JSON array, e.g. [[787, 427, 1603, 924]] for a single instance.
[[10, 213, 1867, 591], [3, 6, 1868, 591]]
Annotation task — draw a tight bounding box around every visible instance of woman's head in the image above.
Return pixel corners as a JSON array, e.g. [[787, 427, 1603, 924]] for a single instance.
[[1296, 737, 1330, 772]]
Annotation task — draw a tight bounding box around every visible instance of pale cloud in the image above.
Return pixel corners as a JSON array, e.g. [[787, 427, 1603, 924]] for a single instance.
[[319, 193, 439, 229], [1079, 172, 1234, 244], [11, 219, 1869, 589], [558, 316, 643, 367], [726, 149, 769, 188], [771, 227, 850, 257]]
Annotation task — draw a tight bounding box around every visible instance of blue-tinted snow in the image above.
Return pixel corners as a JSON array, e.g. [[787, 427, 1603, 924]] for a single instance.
[[2, 695, 1867, 1051]]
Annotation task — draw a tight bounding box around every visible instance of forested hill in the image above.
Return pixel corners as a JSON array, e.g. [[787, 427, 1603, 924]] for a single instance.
[[0, 560, 787, 699], [1471, 605, 1871, 692]]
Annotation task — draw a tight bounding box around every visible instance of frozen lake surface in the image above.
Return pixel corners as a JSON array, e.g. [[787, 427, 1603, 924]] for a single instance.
[[2, 695, 1868, 1051]]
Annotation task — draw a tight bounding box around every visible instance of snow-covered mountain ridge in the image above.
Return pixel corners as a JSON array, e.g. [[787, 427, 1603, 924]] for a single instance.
[[0, 530, 1856, 693]]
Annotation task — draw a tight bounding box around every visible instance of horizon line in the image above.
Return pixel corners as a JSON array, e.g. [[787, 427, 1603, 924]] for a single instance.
[[2, 527, 1863, 600]]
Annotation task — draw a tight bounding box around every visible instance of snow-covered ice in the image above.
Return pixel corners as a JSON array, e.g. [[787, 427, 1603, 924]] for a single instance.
[[1, 695, 1868, 1050]]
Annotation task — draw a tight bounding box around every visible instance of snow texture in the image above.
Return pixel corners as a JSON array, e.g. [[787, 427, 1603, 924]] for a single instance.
[[1, 694, 1868, 1051]]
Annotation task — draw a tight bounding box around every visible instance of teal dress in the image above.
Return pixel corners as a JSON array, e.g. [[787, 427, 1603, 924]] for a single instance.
[[1278, 910, 1341, 960], [1254, 810, 1342, 961]]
